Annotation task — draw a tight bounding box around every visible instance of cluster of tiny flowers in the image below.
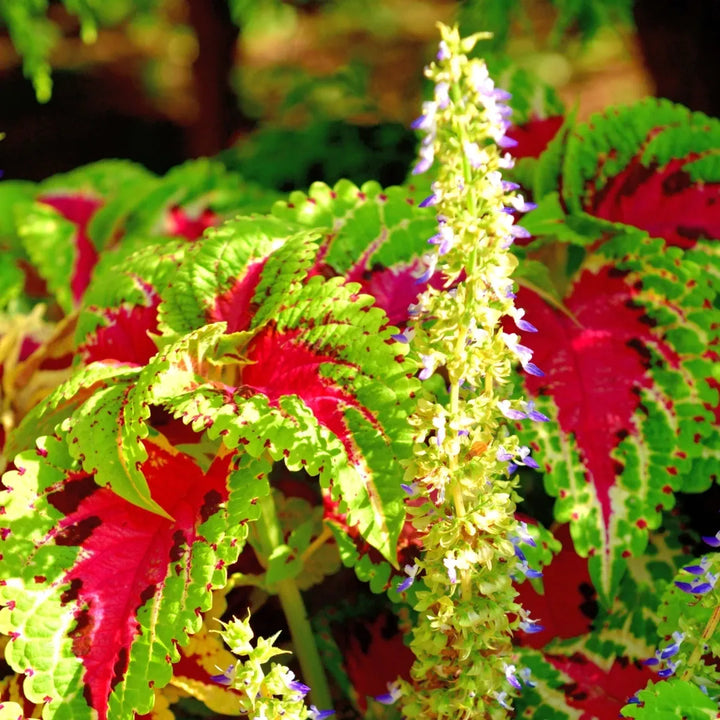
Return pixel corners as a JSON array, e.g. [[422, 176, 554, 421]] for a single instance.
[[212, 616, 334, 720], [396, 24, 545, 720]]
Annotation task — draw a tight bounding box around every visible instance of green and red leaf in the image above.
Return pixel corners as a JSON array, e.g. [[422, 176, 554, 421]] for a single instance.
[[515, 242, 720, 601], [0, 436, 261, 719]]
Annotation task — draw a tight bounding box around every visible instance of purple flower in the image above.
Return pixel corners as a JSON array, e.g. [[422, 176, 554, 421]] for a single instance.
[[504, 664, 522, 690], [419, 354, 435, 380], [411, 101, 436, 131], [413, 156, 433, 176], [495, 691, 512, 710], [658, 660, 680, 678], [519, 667, 535, 688], [509, 224, 531, 239], [516, 318, 538, 333], [523, 565, 543, 579], [497, 135, 519, 149], [513, 521, 537, 548], [502, 181, 520, 191], [397, 562, 419, 592], [309, 706, 335, 720], [436, 40, 450, 60], [443, 555, 458, 584], [210, 665, 235, 686], [496, 446, 514, 462], [524, 362, 545, 377], [419, 193, 438, 208], [289, 680, 311, 697], [375, 681, 403, 705], [428, 225, 455, 255], [702, 531, 720, 547], [435, 81, 450, 109], [524, 401, 550, 422], [519, 619, 545, 634], [498, 399, 527, 420], [401, 482, 417, 495]]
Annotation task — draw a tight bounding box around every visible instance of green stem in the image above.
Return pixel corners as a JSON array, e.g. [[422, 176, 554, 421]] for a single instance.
[[681, 602, 720, 682], [256, 491, 334, 711]]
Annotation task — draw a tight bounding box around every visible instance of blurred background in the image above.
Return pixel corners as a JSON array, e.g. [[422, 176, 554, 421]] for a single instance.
[[0, 0, 717, 186]]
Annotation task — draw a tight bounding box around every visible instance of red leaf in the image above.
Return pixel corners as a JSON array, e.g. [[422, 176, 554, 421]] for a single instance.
[[47, 442, 232, 719], [241, 326, 378, 462], [515, 524, 597, 650], [166, 206, 219, 240], [506, 116, 564, 160], [518, 266, 677, 532], [341, 612, 415, 712], [589, 157, 720, 249], [38, 194, 102, 303], [208, 258, 268, 333], [545, 653, 653, 720], [79, 289, 160, 366]]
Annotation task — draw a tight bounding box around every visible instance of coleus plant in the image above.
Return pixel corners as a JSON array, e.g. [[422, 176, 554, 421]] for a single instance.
[[0, 23, 719, 720]]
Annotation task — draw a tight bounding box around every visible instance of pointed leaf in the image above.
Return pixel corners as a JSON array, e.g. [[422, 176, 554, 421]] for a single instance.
[[515, 243, 720, 601], [0, 436, 259, 719]]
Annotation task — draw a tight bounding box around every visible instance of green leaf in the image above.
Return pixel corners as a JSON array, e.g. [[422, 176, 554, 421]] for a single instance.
[[620, 679, 719, 719]]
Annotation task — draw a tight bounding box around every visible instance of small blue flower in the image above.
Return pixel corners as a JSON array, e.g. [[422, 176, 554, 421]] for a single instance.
[[210, 664, 235, 686], [436, 39, 450, 60], [428, 225, 455, 255], [309, 706, 335, 720], [524, 401, 549, 422], [435, 81, 450, 109], [497, 135, 518, 149], [496, 446, 514, 462], [515, 317, 538, 333], [509, 224, 531, 239], [495, 690, 512, 710], [519, 619, 545, 634], [504, 664, 522, 690], [498, 399, 527, 421], [419, 193, 438, 208], [375, 681, 403, 705], [702, 531, 720, 547], [524, 362, 545, 377], [419, 354, 435, 380], [289, 679, 311, 697], [397, 562, 420, 592]]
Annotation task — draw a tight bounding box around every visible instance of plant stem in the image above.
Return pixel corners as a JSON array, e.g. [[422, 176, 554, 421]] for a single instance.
[[256, 491, 333, 711], [681, 602, 720, 682]]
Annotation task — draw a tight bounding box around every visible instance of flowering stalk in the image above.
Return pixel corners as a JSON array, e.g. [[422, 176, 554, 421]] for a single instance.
[[396, 25, 544, 718], [212, 613, 334, 720]]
